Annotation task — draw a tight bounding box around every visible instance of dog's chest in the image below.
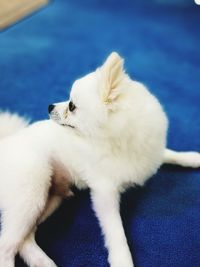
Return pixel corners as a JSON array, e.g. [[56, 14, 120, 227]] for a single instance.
[[80, 147, 136, 183]]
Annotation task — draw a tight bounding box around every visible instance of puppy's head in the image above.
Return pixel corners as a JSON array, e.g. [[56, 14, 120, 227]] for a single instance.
[[49, 52, 129, 139]]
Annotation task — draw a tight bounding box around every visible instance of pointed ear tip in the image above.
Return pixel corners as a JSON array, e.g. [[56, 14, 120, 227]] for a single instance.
[[110, 51, 122, 60], [102, 52, 124, 70], [106, 52, 124, 67]]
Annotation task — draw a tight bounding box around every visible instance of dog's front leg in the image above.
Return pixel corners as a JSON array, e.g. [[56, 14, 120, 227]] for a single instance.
[[91, 185, 134, 267]]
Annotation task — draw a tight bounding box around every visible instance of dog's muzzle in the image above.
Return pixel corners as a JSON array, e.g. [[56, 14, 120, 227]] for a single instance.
[[48, 104, 61, 122]]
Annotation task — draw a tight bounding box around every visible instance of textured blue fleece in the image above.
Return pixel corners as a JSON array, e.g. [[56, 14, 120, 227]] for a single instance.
[[0, 1, 200, 266]]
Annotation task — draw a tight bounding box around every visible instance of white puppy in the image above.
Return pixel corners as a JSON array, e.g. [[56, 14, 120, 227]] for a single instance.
[[0, 52, 200, 267]]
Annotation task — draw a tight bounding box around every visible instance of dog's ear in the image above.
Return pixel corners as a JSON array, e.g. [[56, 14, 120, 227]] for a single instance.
[[101, 52, 125, 103]]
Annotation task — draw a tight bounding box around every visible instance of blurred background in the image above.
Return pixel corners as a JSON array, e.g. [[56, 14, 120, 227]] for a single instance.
[[0, 0, 200, 267]]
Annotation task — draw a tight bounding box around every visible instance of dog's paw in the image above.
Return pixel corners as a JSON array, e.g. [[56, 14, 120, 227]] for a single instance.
[[30, 257, 57, 267], [109, 250, 134, 267], [110, 259, 134, 267], [182, 152, 200, 168], [24, 251, 57, 267]]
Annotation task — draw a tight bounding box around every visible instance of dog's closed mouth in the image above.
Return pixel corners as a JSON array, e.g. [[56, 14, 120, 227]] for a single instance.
[[61, 123, 75, 129]]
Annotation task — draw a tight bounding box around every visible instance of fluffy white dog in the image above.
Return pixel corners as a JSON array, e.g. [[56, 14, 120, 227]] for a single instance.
[[0, 52, 200, 267]]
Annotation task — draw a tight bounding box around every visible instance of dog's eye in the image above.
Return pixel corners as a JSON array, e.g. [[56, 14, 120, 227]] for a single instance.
[[69, 101, 76, 112]]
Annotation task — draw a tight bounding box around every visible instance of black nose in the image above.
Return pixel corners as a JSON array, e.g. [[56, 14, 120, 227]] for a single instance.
[[48, 104, 55, 113]]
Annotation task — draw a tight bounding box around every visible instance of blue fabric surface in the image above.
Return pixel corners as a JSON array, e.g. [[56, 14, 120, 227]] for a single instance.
[[0, 0, 200, 266]]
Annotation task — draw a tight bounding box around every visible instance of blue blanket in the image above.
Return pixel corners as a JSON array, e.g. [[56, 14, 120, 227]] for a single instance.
[[0, 1, 200, 266]]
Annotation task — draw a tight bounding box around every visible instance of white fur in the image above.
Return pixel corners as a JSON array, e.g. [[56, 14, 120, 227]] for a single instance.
[[0, 111, 28, 140], [0, 52, 199, 267]]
